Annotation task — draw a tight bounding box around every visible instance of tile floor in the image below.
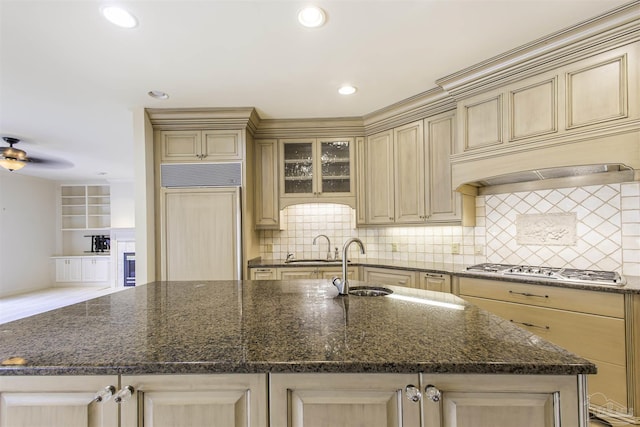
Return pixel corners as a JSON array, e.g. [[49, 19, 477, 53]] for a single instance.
[[0, 286, 125, 324]]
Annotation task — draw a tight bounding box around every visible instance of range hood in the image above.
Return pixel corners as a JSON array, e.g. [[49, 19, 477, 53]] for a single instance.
[[462, 164, 636, 195]]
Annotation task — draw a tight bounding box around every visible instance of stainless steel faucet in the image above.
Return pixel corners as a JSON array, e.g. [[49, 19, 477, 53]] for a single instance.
[[312, 234, 332, 260], [332, 238, 366, 295]]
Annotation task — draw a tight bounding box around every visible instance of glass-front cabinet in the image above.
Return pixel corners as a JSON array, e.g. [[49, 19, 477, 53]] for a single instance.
[[279, 137, 354, 207]]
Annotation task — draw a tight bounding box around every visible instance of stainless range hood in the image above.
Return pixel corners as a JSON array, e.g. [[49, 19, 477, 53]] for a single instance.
[[463, 164, 636, 195]]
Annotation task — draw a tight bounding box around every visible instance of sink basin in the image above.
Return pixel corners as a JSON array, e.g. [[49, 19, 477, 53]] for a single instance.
[[348, 286, 393, 297]]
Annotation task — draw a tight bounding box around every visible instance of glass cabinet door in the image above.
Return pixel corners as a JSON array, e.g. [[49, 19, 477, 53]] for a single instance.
[[282, 141, 314, 194], [319, 139, 351, 194]]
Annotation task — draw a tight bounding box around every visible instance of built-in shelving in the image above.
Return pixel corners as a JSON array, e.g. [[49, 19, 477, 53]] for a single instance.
[[61, 185, 110, 230]]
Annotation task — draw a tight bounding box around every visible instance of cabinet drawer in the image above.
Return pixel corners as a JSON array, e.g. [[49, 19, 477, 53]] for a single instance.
[[458, 277, 624, 317], [362, 267, 416, 288], [464, 296, 626, 366]]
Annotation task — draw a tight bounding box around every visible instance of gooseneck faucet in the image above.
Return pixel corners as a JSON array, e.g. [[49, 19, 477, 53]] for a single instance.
[[332, 238, 366, 295], [313, 234, 332, 260]]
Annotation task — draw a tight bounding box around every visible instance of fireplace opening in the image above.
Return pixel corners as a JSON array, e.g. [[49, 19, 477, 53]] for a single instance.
[[124, 252, 135, 287]]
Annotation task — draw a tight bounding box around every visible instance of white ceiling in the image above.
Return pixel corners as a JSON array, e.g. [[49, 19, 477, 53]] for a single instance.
[[0, 0, 631, 182]]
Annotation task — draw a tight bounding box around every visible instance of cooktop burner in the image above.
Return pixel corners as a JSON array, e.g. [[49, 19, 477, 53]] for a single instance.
[[466, 263, 625, 286]]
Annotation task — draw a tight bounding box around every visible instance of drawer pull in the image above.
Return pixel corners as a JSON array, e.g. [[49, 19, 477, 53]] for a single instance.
[[425, 273, 443, 278], [511, 320, 550, 330], [509, 290, 548, 299]]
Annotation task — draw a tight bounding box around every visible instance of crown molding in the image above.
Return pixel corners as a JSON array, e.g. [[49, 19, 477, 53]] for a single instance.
[[362, 87, 455, 135], [146, 107, 261, 134], [436, 0, 640, 99], [254, 117, 365, 139]]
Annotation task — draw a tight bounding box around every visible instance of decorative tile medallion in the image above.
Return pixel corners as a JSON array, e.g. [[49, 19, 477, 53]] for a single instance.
[[516, 213, 577, 245]]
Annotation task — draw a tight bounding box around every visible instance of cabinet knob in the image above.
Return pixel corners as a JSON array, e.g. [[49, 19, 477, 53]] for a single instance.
[[114, 385, 135, 403], [93, 385, 116, 403], [424, 385, 442, 402], [404, 385, 422, 403]]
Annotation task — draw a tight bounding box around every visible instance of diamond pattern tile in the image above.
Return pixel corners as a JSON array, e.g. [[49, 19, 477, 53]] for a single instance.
[[485, 184, 624, 271]]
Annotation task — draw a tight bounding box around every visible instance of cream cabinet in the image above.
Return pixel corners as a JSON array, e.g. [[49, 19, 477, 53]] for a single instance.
[[278, 266, 358, 280], [250, 267, 278, 280], [61, 185, 110, 230], [362, 266, 417, 288], [158, 130, 243, 162], [0, 375, 119, 427], [254, 139, 279, 229], [418, 272, 451, 293], [119, 374, 267, 427], [279, 138, 355, 207], [159, 187, 240, 281], [270, 373, 582, 427], [456, 277, 628, 417], [361, 114, 463, 226], [55, 257, 83, 282], [270, 373, 421, 427], [419, 374, 582, 427], [454, 41, 639, 160]]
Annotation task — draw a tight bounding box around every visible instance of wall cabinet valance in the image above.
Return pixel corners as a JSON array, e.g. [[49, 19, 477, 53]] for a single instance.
[[452, 40, 640, 189]]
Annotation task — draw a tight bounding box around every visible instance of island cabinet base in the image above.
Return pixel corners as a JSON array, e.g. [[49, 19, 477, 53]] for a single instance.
[[0, 375, 119, 427], [270, 373, 587, 427]]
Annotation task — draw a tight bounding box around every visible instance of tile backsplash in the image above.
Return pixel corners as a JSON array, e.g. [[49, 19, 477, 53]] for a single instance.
[[258, 182, 640, 276]]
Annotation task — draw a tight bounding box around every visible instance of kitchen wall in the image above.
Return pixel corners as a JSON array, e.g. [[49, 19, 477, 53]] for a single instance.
[[0, 172, 57, 297], [258, 181, 640, 276]]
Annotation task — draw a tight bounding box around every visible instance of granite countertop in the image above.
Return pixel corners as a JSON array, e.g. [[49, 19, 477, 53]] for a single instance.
[[249, 257, 640, 294], [0, 280, 594, 376]]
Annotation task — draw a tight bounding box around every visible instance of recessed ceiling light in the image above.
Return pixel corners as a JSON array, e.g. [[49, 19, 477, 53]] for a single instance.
[[101, 5, 138, 29], [338, 85, 357, 95], [298, 6, 326, 28], [148, 90, 169, 100]]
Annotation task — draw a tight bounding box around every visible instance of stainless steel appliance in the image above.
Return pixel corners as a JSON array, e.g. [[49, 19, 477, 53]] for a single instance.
[[466, 263, 625, 286]]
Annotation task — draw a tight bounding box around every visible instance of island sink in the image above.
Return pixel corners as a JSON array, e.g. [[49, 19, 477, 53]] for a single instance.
[[348, 286, 393, 297]]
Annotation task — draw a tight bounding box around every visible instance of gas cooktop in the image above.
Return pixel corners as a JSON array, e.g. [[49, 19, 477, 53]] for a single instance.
[[466, 263, 625, 286]]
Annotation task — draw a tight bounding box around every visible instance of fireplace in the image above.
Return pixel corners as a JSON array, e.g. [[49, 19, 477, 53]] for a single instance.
[[123, 252, 135, 286]]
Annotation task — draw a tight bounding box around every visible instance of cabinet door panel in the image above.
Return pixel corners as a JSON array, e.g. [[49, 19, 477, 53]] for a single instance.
[[363, 267, 416, 288], [270, 373, 420, 427], [254, 140, 279, 229], [160, 131, 201, 161], [279, 269, 317, 280], [202, 131, 242, 160], [0, 376, 118, 427], [426, 112, 460, 223], [143, 391, 248, 427], [432, 392, 556, 427], [394, 121, 425, 223], [365, 131, 394, 224]]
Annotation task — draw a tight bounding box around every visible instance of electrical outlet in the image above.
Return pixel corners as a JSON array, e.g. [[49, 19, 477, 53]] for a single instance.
[[391, 243, 399, 252], [451, 243, 460, 254], [475, 245, 484, 255], [265, 243, 273, 253]]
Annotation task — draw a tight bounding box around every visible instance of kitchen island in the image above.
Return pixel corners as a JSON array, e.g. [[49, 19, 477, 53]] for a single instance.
[[0, 280, 594, 426]]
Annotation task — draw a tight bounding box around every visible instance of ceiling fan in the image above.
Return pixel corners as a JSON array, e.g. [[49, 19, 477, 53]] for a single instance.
[[0, 136, 72, 172]]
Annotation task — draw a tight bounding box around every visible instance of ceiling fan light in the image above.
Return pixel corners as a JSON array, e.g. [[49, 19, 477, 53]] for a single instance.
[[0, 158, 26, 171], [101, 5, 138, 29]]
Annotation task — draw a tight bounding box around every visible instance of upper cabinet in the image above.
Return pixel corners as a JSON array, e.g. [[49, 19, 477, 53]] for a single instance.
[[279, 137, 355, 208], [159, 130, 243, 162], [254, 139, 280, 229], [452, 40, 640, 188], [359, 113, 469, 226], [60, 185, 110, 230]]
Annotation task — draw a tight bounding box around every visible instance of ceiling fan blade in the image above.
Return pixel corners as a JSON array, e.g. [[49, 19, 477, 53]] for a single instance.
[[25, 155, 74, 169]]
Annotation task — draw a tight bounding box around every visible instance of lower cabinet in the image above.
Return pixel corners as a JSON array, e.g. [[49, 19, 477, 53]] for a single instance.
[[119, 374, 267, 427], [418, 272, 451, 293], [0, 375, 119, 427], [54, 256, 111, 284], [457, 277, 628, 418], [362, 266, 417, 288], [0, 373, 584, 427], [278, 266, 358, 280], [249, 268, 278, 280], [270, 373, 582, 427]]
